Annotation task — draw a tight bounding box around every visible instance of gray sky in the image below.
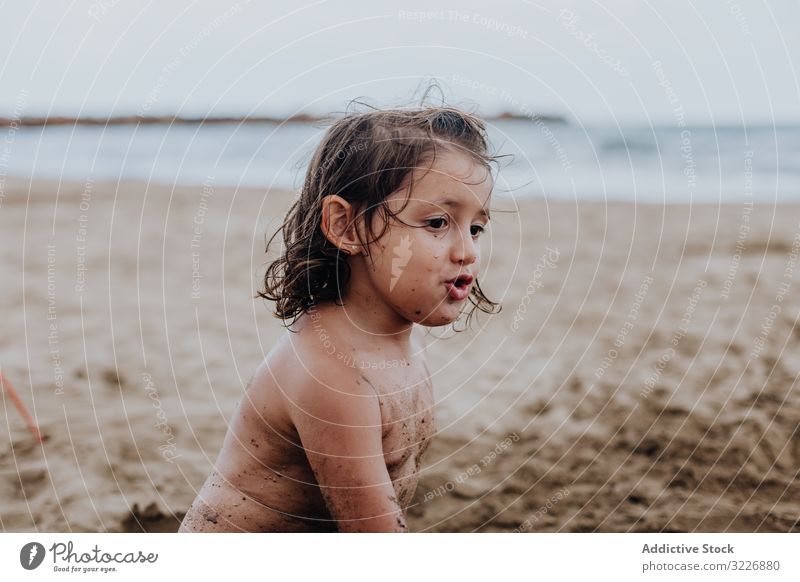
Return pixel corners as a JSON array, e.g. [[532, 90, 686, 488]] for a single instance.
[[1, 0, 798, 124]]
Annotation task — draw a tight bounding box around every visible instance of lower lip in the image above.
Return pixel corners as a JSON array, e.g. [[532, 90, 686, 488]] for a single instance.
[[445, 282, 471, 301]]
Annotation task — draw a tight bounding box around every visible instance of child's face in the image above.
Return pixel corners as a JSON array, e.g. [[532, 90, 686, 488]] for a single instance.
[[360, 149, 492, 327]]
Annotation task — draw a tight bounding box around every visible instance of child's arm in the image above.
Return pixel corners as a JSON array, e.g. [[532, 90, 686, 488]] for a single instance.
[[289, 368, 406, 532]]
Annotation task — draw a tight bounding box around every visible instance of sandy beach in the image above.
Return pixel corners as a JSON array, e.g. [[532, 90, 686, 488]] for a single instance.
[[1, 177, 799, 532]]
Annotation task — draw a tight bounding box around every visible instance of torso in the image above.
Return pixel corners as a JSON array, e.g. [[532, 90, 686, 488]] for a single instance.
[[179, 324, 435, 532]]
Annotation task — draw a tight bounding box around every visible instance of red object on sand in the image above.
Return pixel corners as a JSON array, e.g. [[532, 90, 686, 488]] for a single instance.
[[0, 371, 44, 443]]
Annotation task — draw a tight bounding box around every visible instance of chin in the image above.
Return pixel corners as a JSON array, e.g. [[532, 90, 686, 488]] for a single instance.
[[418, 317, 452, 327], [416, 305, 463, 327]]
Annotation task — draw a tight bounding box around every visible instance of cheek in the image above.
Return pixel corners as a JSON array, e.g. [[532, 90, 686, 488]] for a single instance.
[[404, 237, 446, 283], [417, 232, 447, 262], [370, 229, 458, 297], [374, 235, 438, 294], [386, 231, 438, 265]]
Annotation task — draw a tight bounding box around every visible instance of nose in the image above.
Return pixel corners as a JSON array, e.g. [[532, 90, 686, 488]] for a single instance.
[[449, 224, 478, 266]]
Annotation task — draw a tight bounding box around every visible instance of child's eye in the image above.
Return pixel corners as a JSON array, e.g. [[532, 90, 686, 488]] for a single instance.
[[471, 224, 486, 237], [426, 217, 448, 230]]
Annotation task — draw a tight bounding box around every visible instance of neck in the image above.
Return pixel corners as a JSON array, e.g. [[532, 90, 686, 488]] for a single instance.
[[338, 264, 414, 343]]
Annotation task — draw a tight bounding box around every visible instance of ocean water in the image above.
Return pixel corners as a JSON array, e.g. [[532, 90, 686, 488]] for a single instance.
[[3, 120, 799, 202]]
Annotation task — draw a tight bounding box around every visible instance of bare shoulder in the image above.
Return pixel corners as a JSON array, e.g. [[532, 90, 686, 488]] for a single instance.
[[261, 317, 377, 422], [236, 324, 370, 448], [289, 351, 378, 428]]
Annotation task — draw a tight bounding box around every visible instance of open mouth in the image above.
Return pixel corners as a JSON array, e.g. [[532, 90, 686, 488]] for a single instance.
[[445, 274, 474, 301]]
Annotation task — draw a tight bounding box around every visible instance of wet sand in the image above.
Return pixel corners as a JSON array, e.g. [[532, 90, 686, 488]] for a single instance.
[[1, 177, 798, 532]]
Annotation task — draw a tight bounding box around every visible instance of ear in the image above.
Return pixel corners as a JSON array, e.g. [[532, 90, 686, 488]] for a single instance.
[[320, 195, 362, 255]]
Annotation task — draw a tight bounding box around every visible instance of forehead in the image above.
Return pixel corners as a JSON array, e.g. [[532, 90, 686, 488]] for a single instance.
[[392, 149, 493, 210]]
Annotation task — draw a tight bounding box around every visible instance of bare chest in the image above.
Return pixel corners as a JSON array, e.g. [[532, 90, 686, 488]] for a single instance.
[[359, 362, 435, 507]]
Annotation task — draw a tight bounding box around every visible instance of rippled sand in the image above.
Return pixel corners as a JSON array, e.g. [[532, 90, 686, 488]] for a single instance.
[[2, 178, 798, 532]]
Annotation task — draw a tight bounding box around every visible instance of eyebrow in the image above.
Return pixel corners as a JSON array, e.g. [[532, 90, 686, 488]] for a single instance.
[[426, 197, 491, 219]]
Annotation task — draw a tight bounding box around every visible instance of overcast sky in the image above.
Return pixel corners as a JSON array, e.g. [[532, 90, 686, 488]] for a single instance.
[[1, 0, 798, 124]]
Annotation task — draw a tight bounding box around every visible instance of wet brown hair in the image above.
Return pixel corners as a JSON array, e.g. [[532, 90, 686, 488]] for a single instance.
[[258, 104, 501, 328]]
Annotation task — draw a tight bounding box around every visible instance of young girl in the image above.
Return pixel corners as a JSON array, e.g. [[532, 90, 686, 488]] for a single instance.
[[179, 105, 499, 532]]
